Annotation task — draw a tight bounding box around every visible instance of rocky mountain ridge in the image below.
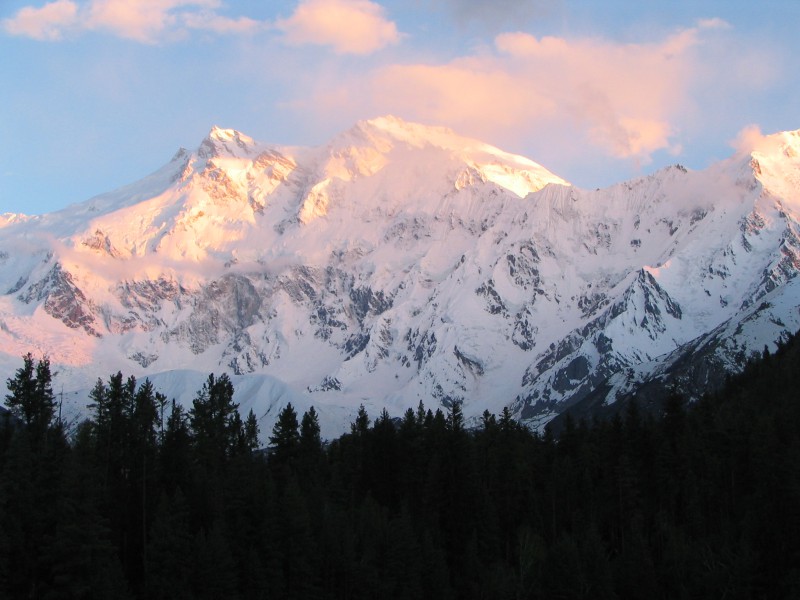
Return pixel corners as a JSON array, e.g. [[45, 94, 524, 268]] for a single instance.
[[1, 118, 798, 437]]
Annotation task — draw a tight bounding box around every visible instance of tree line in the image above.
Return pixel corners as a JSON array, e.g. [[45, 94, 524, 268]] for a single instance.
[[1, 332, 799, 598]]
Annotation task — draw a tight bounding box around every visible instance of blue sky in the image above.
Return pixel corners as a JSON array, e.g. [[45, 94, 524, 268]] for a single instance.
[[1, 0, 798, 215]]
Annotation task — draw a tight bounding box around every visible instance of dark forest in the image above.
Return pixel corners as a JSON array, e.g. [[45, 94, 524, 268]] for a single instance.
[[1, 333, 799, 599]]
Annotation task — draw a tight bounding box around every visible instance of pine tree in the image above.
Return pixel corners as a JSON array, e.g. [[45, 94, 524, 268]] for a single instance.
[[269, 403, 300, 467], [160, 400, 192, 496], [0, 405, 67, 597], [189, 374, 242, 468], [499, 406, 514, 434], [243, 409, 260, 453], [371, 408, 398, 508], [129, 379, 160, 589], [480, 410, 497, 433], [351, 404, 370, 436], [5, 353, 56, 443], [131, 380, 159, 450], [88, 372, 136, 488], [300, 407, 322, 456], [44, 423, 132, 600], [400, 407, 417, 435], [446, 400, 464, 433], [415, 400, 427, 427]]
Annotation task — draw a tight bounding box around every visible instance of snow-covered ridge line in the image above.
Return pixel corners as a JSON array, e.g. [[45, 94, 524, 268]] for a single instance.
[[0, 117, 798, 437]]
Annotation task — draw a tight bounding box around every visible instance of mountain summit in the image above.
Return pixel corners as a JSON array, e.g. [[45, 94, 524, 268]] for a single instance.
[[0, 118, 798, 437]]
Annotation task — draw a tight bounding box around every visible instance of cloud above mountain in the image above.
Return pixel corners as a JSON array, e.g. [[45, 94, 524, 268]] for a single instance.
[[289, 19, 731, 164], [1, 1, 796, 215], [1, 0, 261, 42], [2, 0, 77, 40], [2, 0, 401, 50], [0, 3, 772, 164], [275, 0, 401, 55]]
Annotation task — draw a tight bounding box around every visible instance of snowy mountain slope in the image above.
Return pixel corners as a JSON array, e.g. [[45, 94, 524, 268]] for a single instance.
[[515, 132, 800, 424], [0, 118, 798, 437]]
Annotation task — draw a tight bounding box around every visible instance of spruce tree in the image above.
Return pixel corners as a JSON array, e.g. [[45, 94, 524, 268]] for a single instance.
[[446, 400, 464, 433], [299, 406, 322, 456], [1, 358, 67, 598], [5, 353, 56, 442], [189, 374, 241, 467], [243, 409, 260, 453], [269, 403, 300, 466], [160, 400, 192, 496], [351, 404, 370, 436]]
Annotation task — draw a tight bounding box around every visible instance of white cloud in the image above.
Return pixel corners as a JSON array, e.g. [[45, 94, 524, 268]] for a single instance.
[[696, 17, 731, 31], [2, 0, 261, 43], [183, 11, 261, 35], [2, 0, 78, 41], [85, 0, 204, 42], [729, 124, 781, 157], [275, 0, 401, 55], [291, 21, 729, 163]]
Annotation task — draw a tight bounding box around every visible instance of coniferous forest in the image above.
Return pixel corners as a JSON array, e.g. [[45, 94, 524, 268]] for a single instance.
[[1, 333, 800, 599]]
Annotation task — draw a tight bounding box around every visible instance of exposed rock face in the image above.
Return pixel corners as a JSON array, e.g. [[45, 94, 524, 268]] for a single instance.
[[18, 262, 101, 337], [1, 118, 799, 434]]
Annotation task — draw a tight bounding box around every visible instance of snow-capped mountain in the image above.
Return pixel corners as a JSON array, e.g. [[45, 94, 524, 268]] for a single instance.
[[1, 117, 798, 438]]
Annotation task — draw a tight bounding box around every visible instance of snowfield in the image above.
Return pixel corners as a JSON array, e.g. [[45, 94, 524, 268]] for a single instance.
[[1, 118, 798, 439]]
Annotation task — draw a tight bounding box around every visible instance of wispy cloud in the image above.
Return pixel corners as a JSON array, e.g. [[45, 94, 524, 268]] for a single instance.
[[2, 0, 785, 181], [275, 0, 401, 55], [2, 0, 78, 41], [289, 20, 730, 164], [86, 0, 216, 43], [2, 0, 262, 43], [729, 124, 788, 157], [3, 0, 401, 53], [182, 10, 260, 35]]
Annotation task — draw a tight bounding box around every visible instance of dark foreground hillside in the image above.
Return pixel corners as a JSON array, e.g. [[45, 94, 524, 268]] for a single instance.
[[1, 332, 799, 599]]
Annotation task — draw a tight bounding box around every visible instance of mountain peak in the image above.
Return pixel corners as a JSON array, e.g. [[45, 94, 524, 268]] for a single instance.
[[347, 115, 502, 156], [743, 128, 800, 212], [198, 126, 258, 159], [207, 125, 246, 141], [1, 118, 799, 438], [330, 115, 569, 195], [356, 115, 461, 146], [743, 128, 800, 160]]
